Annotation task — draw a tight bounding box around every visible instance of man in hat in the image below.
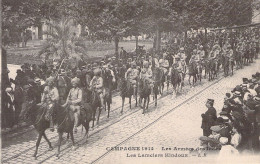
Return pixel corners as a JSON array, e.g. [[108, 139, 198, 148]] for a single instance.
[[120, 47, 127, 59], [10, 69, 26, 87], [63, 77, 82, 133], [177, 47, 187, 65], [159, 53, 170, 76], [41, 77, 59, 131], [90, 68, 104, 109], [77, 54, 86, 69], [197, 45, 205, 61], [140, 61, 154, 95], [125, 62, 140, 96], [201, 99, 217, 136], [102, 64, 116, 100], [57, 69, 69, 104], [33, 78, 43, 104], [172, 55, 185, 85], [2, 87, 15, 129]]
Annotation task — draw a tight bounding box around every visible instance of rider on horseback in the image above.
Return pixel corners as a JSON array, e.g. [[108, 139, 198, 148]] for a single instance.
[[159, 53, 170, 80], [125, 62, 140, 96], [177, 47, 187, 65], [173, 55, 184, 82], [63, 77, 82, 133], [90, 68, 104, 109], [41, 77, 59, 131], [140, 61, 154, 95]]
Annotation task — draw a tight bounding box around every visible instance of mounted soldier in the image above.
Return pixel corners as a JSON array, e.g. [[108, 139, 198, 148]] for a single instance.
[[177, 47, 187, 65], [90, 68, 104, 110], [159, 52, 170, 81], [125, 62, 140, 97], [57, 69, 68, 104], [173, 55, 185, 84], [41, 77, 59, 131], [140, 61, 154, 96], [63, 77, 82, 133]]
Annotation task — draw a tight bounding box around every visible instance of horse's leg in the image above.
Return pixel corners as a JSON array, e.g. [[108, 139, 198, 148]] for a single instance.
[[92, 108, 96, 128], [85, 119, 90, 137], [121, 97, 125, 114], [142, 98, 146, 114], [97, 107, 102, 124], [146, 96, 150, 110], [188, 75, 191, 87], [129, 96, 132, 110], [33, 132, 43, 159], [43, 132, 53, 151], [155, 93, 157, 107], [70, 131, 76, 150], [56, 132, 63, 158], [107, 102, 111, 118], [67, 133, 70, 139]]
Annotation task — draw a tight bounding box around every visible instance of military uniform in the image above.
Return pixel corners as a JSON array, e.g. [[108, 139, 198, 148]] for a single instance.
[[64, 78, 82, 132], [201, 99, 217, 136], [90, 69, 104, 108], [41, 78, 59, 131]]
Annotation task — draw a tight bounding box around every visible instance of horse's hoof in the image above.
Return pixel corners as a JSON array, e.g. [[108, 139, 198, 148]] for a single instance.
[[48, 147, 53, 151], [72, 146, 77, 151], [56, 154, 59, 158], [34, 157, 37, 160]]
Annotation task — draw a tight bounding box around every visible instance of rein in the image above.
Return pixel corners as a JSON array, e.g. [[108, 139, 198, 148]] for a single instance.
[[33, 104, 46, 126], [56, 107, 69, 129]]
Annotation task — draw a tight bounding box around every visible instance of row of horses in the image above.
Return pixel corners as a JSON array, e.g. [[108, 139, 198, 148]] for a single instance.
[[19, 48, 257, 159]]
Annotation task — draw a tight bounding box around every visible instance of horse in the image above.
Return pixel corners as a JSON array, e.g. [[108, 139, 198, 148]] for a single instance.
[[117, 77, 137, 114], [19, 97, 91, 158], [84, 87, 101, 128], [153, 67, 165, 95], [170, 67, 182, 96], [138, 79, 151, 114], [196, 61, 203, 82], [187, 61, 198, 87], [235, 50, 243, 69], [206, 58, 218, 80]]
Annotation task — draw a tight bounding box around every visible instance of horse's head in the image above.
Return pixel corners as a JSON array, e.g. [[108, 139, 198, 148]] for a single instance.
[[19, 86, 36, 120], [20, 99, 36, 121]]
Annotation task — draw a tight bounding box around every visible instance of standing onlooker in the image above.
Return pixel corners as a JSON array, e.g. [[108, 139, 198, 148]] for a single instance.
[[201, 99, 217, 136], [2, 87, 15, 129]]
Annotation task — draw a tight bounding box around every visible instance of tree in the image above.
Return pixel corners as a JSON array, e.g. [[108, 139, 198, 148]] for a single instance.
[[38, 18, 88, 60]]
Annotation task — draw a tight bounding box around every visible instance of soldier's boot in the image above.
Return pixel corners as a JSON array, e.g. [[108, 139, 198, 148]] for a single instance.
[[50, 117, 54, 132]]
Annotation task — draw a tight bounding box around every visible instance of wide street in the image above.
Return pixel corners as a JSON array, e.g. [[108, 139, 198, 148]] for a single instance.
[[2, 59, 260, 164]]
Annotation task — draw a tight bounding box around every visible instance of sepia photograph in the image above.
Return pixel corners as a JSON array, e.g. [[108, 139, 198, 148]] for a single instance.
[[1, 0, 260, 163]]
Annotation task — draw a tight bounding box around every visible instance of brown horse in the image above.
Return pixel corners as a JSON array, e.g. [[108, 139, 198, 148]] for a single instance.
[[170, 67, 182, 96], [20, 88, 91, 159], [187, 61, 198, 87], [138, 79, 151, 114], [117, 77, 137, 114], [84, 88, 101, 128], [153, 67, 165, 95]]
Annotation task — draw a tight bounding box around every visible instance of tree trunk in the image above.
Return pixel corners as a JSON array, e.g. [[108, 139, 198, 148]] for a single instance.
[[184, 31, 187, 45], [114, 36, 119, 58], [135, 35, 138, 53], [204, 28, 207, 44], [155, 25, 161, 52], [21, 32, 25, 47]]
